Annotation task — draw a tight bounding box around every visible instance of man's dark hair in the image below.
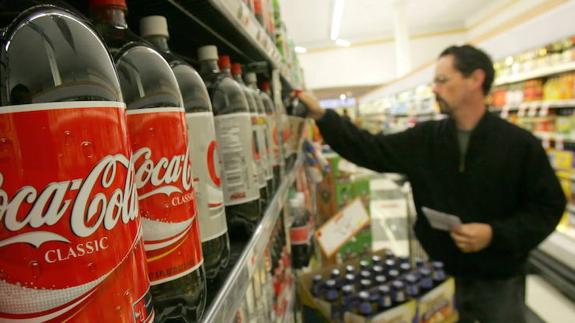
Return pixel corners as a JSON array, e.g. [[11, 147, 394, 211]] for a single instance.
[[439, 45, 495, 95]]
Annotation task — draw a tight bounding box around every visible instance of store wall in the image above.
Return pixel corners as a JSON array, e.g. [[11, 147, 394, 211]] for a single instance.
[[299, 32, 466, 90], [360, 0, 575, 102]]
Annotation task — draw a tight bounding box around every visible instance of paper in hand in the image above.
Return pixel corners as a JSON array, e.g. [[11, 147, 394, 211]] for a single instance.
[[421, 207, 462, 231]]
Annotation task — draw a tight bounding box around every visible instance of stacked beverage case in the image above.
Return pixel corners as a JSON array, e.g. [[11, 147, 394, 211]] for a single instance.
[[0, 0, 293, 322], [310, 252, 447, 322]]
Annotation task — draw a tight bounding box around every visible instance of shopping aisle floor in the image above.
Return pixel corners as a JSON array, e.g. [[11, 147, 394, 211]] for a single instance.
[[527, 275, 575, 322]]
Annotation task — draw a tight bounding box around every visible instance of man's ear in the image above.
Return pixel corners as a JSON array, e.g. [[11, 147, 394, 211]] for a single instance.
[[470, 69, 486, 92]]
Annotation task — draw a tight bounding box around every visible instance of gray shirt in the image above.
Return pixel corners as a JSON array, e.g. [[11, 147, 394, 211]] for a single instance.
[[457, 128, 472, 171]]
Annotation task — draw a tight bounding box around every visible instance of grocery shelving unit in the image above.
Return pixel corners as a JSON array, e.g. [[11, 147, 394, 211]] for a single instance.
[[66, 1, 304, 321], [494, 61, 575, 86], [492, 57, 575, 302], [202, 155, 303, 323], [69, 0, 301, 89]]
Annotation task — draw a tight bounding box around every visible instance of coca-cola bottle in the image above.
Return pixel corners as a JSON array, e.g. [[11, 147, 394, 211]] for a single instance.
[[198, 45, 261, 236], [259, 81, 282, 191], [244, 72, 276, 196], [0, 2, 153, 322], [139, 15, 230, 281], [89, 1, 206, 321], [285, 92, 307, 170], [226, 59, 269, 211]]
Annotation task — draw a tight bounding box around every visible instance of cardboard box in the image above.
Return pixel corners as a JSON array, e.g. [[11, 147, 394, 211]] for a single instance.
[[417, 278, 457, 323], [297, 250, 456, 323]]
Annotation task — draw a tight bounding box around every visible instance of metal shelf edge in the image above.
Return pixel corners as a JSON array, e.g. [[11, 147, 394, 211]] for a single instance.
[[207, 0, 294, 86], [538, 230, 575, 271], [202, 155, 304, 323], [494, 61, 575, 86]]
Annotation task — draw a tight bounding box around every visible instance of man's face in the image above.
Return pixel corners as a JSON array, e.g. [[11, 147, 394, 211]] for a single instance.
[[432, 55, 471, 115]]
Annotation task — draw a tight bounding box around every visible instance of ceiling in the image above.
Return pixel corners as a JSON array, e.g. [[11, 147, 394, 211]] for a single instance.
[[280, 0, 503, 50]]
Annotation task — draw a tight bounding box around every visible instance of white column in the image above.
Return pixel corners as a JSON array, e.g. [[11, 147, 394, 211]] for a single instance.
[[392, 0, 412, 77]]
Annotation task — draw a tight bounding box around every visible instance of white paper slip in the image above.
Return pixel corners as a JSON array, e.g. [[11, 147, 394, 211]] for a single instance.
[[421, 207, 462, 231], [316, 199, 370, 257]]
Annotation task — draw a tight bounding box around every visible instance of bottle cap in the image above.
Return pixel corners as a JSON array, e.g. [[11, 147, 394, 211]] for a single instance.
[[231, 63, 242, 75], [198, 45, 218, 61], [89, 0, 126, 9], [245, 72, 257, 84], [218, 55, 231, 69], [260, 81, 271, 91], [140, 15, 169, 38]]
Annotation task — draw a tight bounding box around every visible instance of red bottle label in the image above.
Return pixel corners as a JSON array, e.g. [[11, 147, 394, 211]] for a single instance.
[[0, 102, 153, 322], [127, 108, 203, 285]]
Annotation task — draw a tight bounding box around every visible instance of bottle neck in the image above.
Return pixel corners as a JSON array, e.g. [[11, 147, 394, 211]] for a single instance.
[[146, 35, 170, 52], [232, 73, 245, 84], [200, 60, 220, 75], [221, 67, 232, 77], [92, 6, 128, 29]]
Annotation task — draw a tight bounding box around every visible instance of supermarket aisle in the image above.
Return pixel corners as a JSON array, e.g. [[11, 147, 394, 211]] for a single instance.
[[527, 275, 575, 322]]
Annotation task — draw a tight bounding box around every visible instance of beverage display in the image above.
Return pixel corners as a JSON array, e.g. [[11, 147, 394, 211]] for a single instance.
[[198, 45, 261, 236], [289, 192, 313, 269], [259, 81, 283, 191], [285, 92, 307, 170], [228, 61, 270, 211], [245, 72, 276, 196], [91, 1, 205, 320], [0, 2, 153, 321], [139, 15, 231, 281], [306, 252, 449, 319]]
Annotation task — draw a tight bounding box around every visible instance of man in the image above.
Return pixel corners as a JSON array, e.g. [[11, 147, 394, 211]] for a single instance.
[[299, 45, 565, 323]]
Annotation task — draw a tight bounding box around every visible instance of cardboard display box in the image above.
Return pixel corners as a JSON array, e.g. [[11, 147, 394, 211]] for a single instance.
[[297, 250, 457, 323]]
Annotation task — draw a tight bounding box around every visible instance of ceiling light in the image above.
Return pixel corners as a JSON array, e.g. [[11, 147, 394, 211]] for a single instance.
[[330, 0, 345, 41], [335, 39, 351, 47], [295, 46, 307, 54]]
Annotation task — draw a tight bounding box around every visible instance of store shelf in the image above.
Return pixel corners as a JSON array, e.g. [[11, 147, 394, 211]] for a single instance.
[[494, 61, 575, 86], [538, 229, 575, 271], [491, 99, 575, 112], [532, 229, 575, 301], [206, 0, 294, 86], [534, 131, 575, 143], [113, 0, 298, 88], [202, 156, 303, 323]]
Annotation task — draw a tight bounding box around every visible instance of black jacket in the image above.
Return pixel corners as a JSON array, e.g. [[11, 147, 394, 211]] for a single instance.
[[316, 110, 565, 279]]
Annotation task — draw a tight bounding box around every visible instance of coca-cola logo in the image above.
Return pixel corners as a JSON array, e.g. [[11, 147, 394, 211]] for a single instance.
[[133, 147, 193, 202], [0, 154, 138, 248], [206, 140, 221, 187]]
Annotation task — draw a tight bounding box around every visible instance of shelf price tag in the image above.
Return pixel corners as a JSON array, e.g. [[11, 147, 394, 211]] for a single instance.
[[315, 199, 369, 257], [528, 104, 538, 117], [556, 134, 564, 151], [517, 103, 528, 117], [501, 106, 510, 119], [540, 102, 550, 117]]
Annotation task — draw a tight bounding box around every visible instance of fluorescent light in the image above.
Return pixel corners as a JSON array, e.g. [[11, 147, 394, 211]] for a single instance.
[[330, 0, 345, 41], [295, 46, 307, 54], [335, 39, 351, 47]]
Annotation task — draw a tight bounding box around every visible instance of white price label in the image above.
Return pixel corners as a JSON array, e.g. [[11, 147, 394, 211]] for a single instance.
[[316, 199, 370, 257]]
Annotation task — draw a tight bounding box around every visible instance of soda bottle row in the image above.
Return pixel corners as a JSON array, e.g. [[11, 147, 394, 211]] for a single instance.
[[310, 253, 446, 321], [0, 0, 304, 321]]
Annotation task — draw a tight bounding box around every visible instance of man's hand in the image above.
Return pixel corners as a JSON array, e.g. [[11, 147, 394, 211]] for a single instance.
[[450, 223, 493, 253], [296, 91, 325, 120]]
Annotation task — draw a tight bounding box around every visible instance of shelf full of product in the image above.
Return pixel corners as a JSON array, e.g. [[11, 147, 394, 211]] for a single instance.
[[203, 155, 303, 323], [0, 1, 309, 322], [119, 0, 305, 89], [489, 38, 575, 277]]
